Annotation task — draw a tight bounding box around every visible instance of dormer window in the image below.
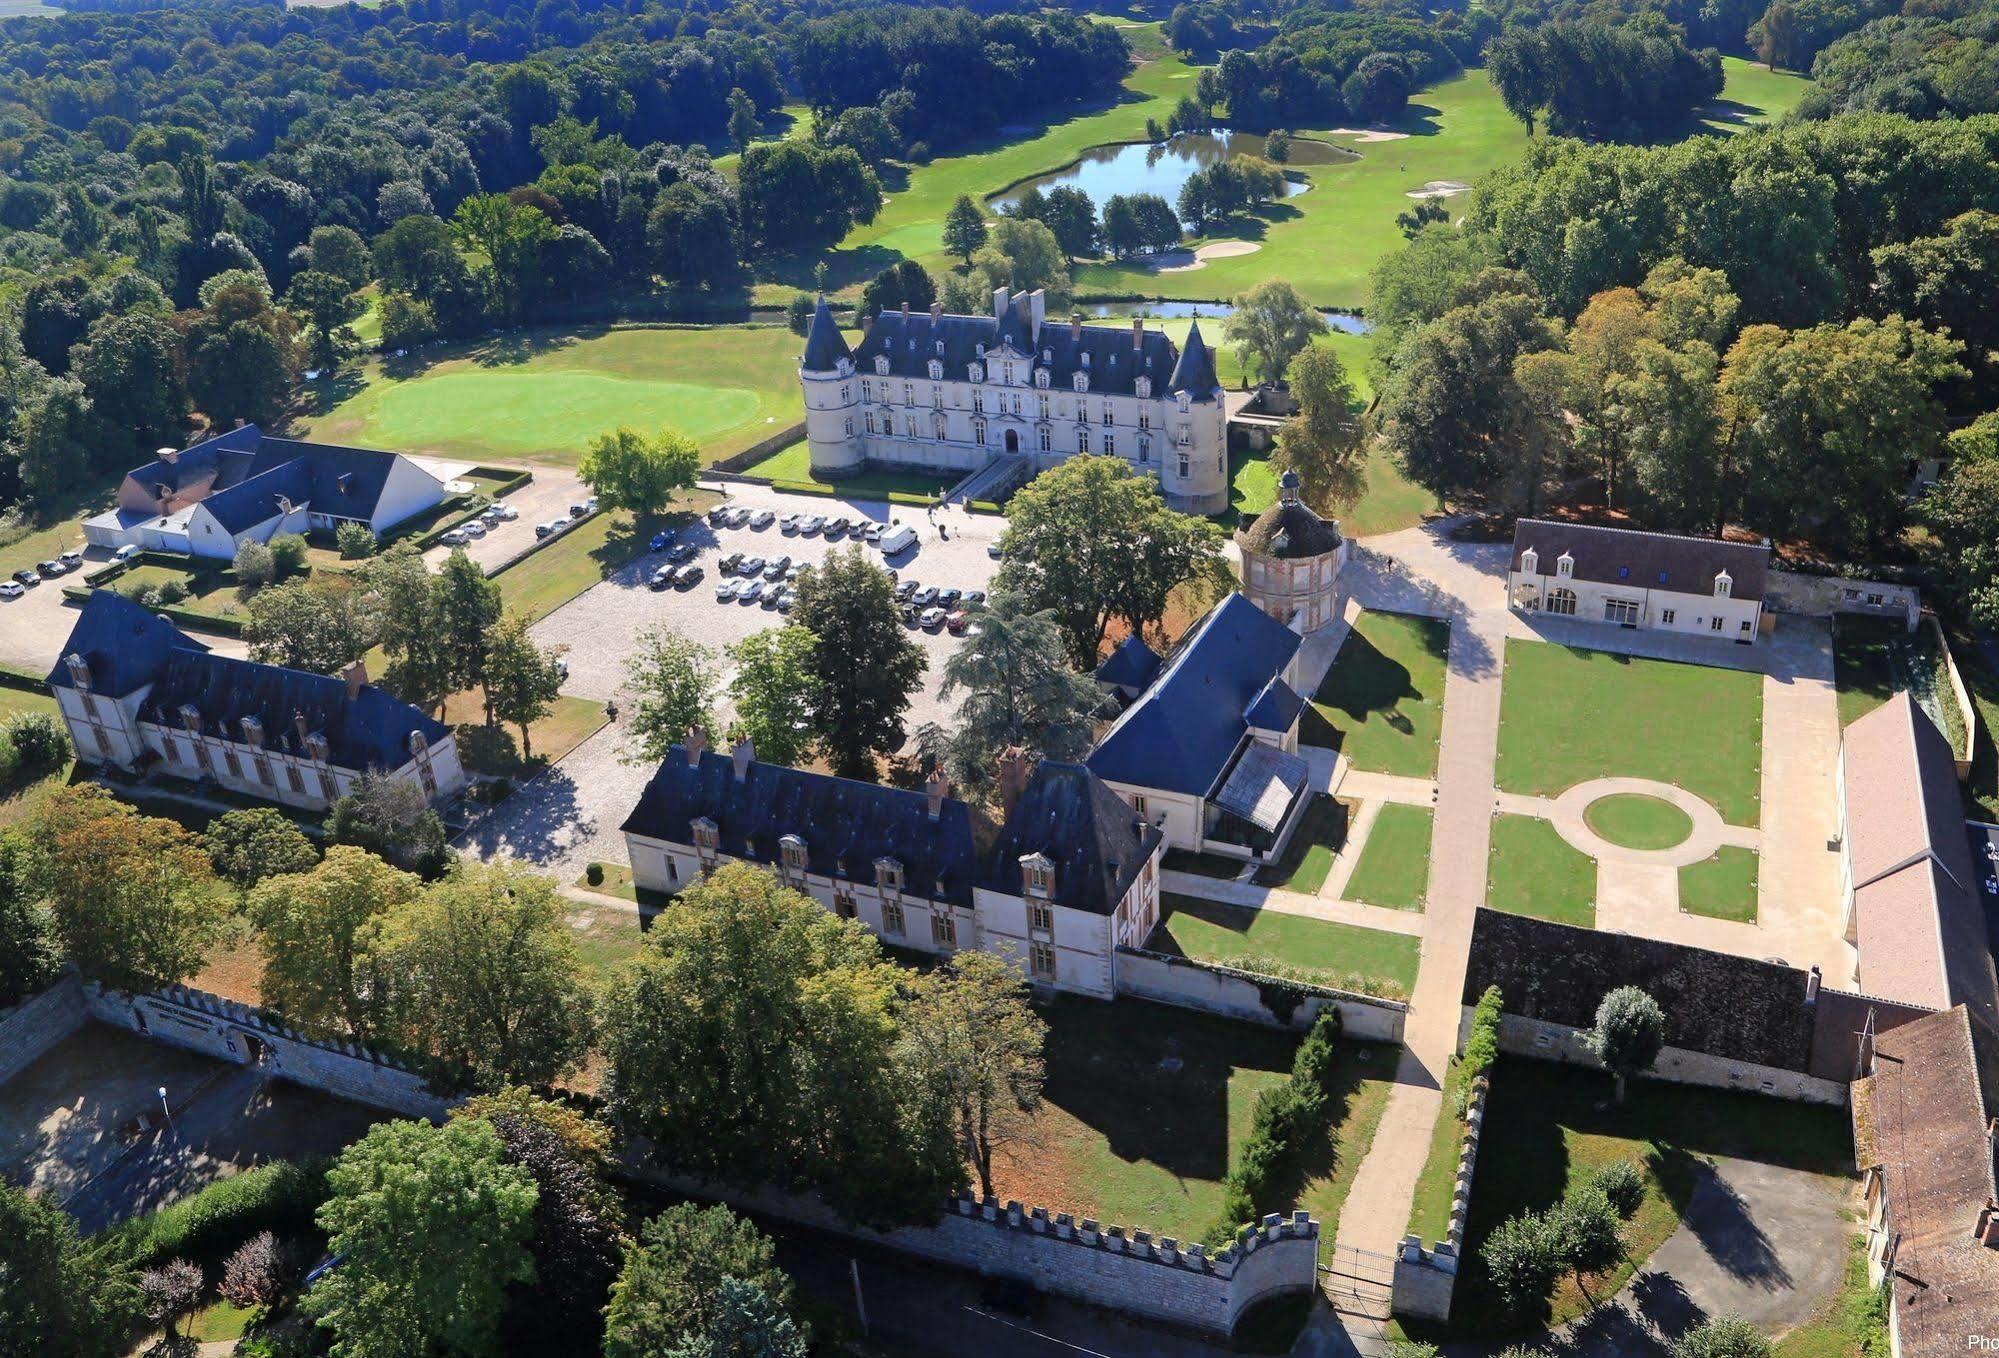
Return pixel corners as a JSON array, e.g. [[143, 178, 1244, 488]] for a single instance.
[[1520, 548, 1538, 575], [1073, 373, 1089, 393], [875, 857, 904, 894], [968, 363, 983, 383], [306, 732, 329, 763], [1176, 392, 1191, 413], [1714, 570, 1732, 599], [874, 356, 889, 376], [779, 833, 808, 877], [975, 343, 985, 358], [1021, 852, 1054, 899], [692, 817, 719, 858], [934, 339, 944, 354], [1556, 552, 1574, 578], [1035, 369, 1049, 388], [1041, 348, 1051, 362], [927, 359, 942, 380], [1135, 376, 1151, 399]]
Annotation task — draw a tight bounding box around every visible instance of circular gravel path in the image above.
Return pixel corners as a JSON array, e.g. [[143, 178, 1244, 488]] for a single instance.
[[1545, 777, 1735, 868]]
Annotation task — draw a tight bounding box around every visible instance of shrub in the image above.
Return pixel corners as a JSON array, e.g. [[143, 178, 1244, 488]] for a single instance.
[[235, 540, 276, 592], [141, 1258, 204, 1334], [1588, 1160, 1645, 1220], [218, 1231, 296, 1309], [156, 579, 189, 605], [1552, 1184, 1625, 1281], [1205, 1009, 1345, 1244], [105, 1158, 331, 1270], [335, 522, 377, 560], [5, 711, 73, 776], [586, 862, 605, 886], [268, 533, 308, 580], [786, 293, 814, 336], [1671, 1317, 1771, 1358], [1481, 1209, 1562, 1318]]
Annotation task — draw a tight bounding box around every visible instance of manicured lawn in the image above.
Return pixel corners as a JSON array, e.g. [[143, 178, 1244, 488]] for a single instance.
[[1341, 802, 1433, 912], [1406, 1081, 1470, 1247], [564, 898, 648, 988], [0, 688, 68, 830], [1256, 794, 1350, 895], [1486, 814, 1595, 927], [1705, 56, 1814, 132], [1495, 641, 1765, 827], [1451, 1058, 1852, 1338], [1148, 892, 1420, 999], [1832, 615, 1969, 755], [0, 687, 55, 721], [448, 694, 607, 779], [1582, 793, 1693, 851], [1302, 611, 1451, 778], [576, 862, 674, 911], [111, 562, 257, 627], [1680, 845, 1760, 924], [1230, 442, 1438, 541], [990, 995, 1396, 1244], [297, 326, 803, 467], [739, 439, 955, 502]]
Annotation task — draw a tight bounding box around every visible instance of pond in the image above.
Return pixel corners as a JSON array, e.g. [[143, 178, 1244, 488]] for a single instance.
[[990, 128, 1355, 212], [1085, 301, 1373, 334]]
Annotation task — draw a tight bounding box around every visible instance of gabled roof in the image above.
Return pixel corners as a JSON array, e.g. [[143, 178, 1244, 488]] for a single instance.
[[1510, 518, 1770, 602], [47, 591, 209, 699], [851, 304, 1182, 399], [245, 437, 411, 524], [119, 424, 261, 498], [622, 749, 980, 906], [140, 649, 448, 773], [1245, 676, 1305, 733], [1844, 693, 1997, 1027], [980, 760, 1161, 915], [1167, 318, 1220, 401], [124, 425, 417, 530], [1088, 592, 1302, 798], [800, 295, 853, 372], [198, 457, 315, 535], [1095, 634, 1162, 691]]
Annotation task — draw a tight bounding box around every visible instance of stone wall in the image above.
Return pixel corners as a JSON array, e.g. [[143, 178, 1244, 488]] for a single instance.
[[0, 974, 89, 1085], [1481, 1009, 1849, 1106], [1114, 946, 1407, 1041], [1392, 1075, 1488, 1322], [1764, 570, 1920, 627], [621, 1157, 1321, 1336]]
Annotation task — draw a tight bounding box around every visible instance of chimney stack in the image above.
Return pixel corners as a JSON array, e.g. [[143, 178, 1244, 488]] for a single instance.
[[683, 726, 707, 765], [1132, 317, 1144, 350], [731, 735, 754, 782], [930, 301, 943, 323], [994, 287, 1010, 320], [861, 314, 873, 335], [900, 299, 910, 319], [926, 771, 951, 822], [294, 710, 311, 745], [1071, 313, 1082, 340], [1805, 966, 1821, 1006], [997, 745, 1034, 818], [342, 660, 367, 701], [157, 446, 179, 464]]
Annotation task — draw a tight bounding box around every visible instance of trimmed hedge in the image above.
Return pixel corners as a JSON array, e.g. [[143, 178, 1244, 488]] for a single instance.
[[100, 1157, 332, 1270], [1209, 1008, 1345, 1246], [1455, 984, 1503, 1117]]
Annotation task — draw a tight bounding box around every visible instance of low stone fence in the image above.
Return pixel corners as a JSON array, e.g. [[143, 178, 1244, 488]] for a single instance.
[[1764, 569, 1921, 627], [621, 1156, 1320, 1337], [0, 974, 90, 1085], [1392, 1074, 1488, 1322], [1114, 946, 1407, 1042], [1481, 1009, 1849, 1106], [707, 422, 807, 475]]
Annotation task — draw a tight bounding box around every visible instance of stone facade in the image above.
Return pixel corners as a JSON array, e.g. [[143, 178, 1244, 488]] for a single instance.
[[0, 976, 90, 1085], [1507, 519, 1768, 644], [1236, 471, 1348, 634], [1113, 946, 1406, 1041]]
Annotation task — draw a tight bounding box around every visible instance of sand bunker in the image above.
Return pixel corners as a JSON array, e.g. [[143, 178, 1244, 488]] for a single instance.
[[1405, 180, 1472, 199], [1324, 127, 1410, 143], [1150, 239, 1263, 273]]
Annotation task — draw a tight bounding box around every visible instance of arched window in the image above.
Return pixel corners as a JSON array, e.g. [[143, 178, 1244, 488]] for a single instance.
[[1073, 373, 1089, 393]]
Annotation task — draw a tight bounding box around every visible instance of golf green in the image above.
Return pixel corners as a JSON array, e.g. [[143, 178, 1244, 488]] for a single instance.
[[1583, 794, 1693, 851], [351, 372, 760, 457]]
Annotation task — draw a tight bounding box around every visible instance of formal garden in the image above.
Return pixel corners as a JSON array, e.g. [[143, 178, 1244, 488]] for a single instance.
[[1146, 892, 1422, 999]]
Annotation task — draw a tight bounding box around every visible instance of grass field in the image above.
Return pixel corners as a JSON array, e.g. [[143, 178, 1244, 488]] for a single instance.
[[297, 327, 803, 467], [1257, 794, 1349, 894], [0, 688, 66, 830], [1680, 845, 1760, 923], [739, 440, 956, 501], [1487, 814, 1595, 927], [1705, 56, 1814, 132], [1302, 611, 1452, 778], [1149, 893, 1420, 998], [990, 994, 1396, 1243], [1341, 802, 1433, 912], [1230, 443, 1439, 540], [1582, 793, 1693, 851], [447, 693, 606, 779], [1451, 1058, 1851, 1338], [1495, 641, 1765, 827]]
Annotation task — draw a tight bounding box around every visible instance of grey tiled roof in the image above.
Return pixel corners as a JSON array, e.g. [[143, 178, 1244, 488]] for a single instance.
[[801, 295, 853, 371], [846, 299, 1201, 399], [1510, 518, 1771, 602]]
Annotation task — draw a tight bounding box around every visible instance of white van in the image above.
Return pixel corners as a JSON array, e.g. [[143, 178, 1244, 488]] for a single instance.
[[876, 524, 918, 556]]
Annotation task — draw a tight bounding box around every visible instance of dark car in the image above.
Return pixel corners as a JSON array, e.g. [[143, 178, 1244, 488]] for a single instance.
[[12, 569, 39, 587], [648, 565, 675, 590], [900, 602, 920, 626], [675, 564, 704, 587], [707, 505, 731, 527], [965, 590, 987, 608], [667, 543, 696, 563], [894, 579, 919, 602], [649, 530, 676, 552], [764, 553, 792, 580], [937, 587, 961, 608], [718, 551, 744, 575]]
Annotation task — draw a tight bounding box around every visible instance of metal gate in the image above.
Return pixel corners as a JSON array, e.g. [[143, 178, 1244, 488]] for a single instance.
[[1319, 1242, 1396, 1321]]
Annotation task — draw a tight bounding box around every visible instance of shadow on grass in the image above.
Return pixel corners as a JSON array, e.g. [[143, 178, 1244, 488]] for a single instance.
[[1309, 626, 1434, 737]]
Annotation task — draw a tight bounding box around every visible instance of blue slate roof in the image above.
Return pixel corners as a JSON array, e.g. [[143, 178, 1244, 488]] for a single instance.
[[119, 425, 261, 499], [800, 295, 853, 372], [622, 750, 981, 905], [847, 297, 1193, 399], [1245, 676, 1305, 734], [140, 650, 449, 771], [980, 761, 1161, 915], [47, 591, 209, 699], [199, 458, 315, 535], [245, 437, 407, 524], [1167, 318, 1220, 403], [1087, 593, 1302, 799], [1095, 634, 1162, 691]]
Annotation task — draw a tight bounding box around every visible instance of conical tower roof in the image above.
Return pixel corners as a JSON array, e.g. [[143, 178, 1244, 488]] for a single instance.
[[800, 295, 852, 372], [1168, 317, 1220, 402]]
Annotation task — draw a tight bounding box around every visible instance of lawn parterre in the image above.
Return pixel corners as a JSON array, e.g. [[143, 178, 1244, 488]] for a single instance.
[[1582, 793, 1693, 851], [738, 440, 956, 501], [1486, 813, 1595, 927], [297, 327, 803, 467], [1342, 802, 1434, 912], [1680, 845, 1760, 924], [1303, 611, 1452, 778], [1149, 892, 1420, 998], [1495, 641, 1765, 827], [1256, 794, 1350, 895]]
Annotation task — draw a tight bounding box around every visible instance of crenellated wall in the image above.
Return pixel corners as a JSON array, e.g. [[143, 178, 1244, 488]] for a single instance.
[[1392, 1074, 1488, 1322]]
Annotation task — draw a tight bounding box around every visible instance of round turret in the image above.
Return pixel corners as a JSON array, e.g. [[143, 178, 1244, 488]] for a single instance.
[[798, 296, 865, 479], [1236, 471, 1347, 631]]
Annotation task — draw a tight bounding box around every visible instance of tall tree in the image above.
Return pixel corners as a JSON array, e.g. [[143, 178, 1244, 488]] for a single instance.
[[672, 1279, 808, 1358], [249, 845, 420, 1043], [245, 577, 378, 675], [0, 835, 59, 1009], [376, 861, 594, 1088], [68, 309, 186, 449], [924, 593, 1097, 797], [204, 807, 318, 893], [726, 626, 820, 768], [0, 1183, 142, 1358], [624, 627, 719, 764], [942, 194, 988, 267], [1274, 342, 1367, 512], [287, 269, 364, 372], [579, 426, 700, 516], [898, 951, 1046, 1201], [484, 614, 568, 759], [364, 545, 455, 712], [1223, 279, 1327, 385], [437, 549, 502, 716], [792, 546, 926, 781], [308, 1118, 538, 1358], [603, 1204, 795, 1358], [728, 87, 759, 153], [1585, 986, 1666, 1104], [995, 455, 1226, 668]]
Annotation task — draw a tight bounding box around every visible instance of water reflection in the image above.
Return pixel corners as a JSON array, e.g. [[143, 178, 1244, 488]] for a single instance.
[[991, 128, 1355, 211]]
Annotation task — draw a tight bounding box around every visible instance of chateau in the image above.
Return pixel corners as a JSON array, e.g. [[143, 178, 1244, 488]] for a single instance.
[[799, 290, 1230, 514]]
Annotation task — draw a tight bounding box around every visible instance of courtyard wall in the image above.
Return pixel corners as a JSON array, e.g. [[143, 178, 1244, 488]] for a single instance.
[[1114, 946, 1408, 1041]]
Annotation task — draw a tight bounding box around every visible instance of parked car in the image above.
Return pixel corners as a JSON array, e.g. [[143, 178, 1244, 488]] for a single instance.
[[862, 521, 885, 542], [716, 578, 742, 602], [738, 580, 765, 604], [707, 505, 732, 527], [36, 559, 64, 577], [946, 610, 970, 634], [569, 502, 591, 517], [676, 564, 704, 587], [533, 522, 556, 539], [114, 544, 143, 562], [785, 564, 808, 583], [649, 565, 676, 590], [797, 515, 824, 535], [729, 506, 753, 528], [987, 540, 1003, 559], [750, 509, 776, 530], [779, 513, 800, 533], [964, 590, 987, 608], [911, 586, 938, 607], [920, 606, 947, 630], [12, 569, 39, 587], [761, 586, 784, 608], [823, 516, 849, 539], [900, 603, 920, 626], [649, 530, 676, 552], [764, 554, 791, 579], [493, 504, 519, 521], [667, 543, 696, 563], [776, 591, 795, 613], [59, 550, 83, 569], [480, 505, 505, 523], [877, 524, 918, 555], [738, 555, 765, 577], [441, 529, 471, 546], [460, 519, 488, 537], [894, 579, 919, 602], [0, 580, 22, 599], [718, 551, 744, 575], [937, 588, 961, 608]]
